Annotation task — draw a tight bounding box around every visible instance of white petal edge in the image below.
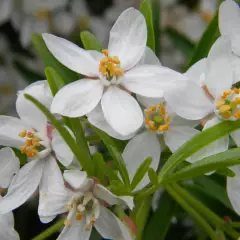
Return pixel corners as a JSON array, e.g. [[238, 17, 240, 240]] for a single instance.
[[0, 148, 20, 189], [101, 86, 143, 136], [42, 33, 99, 77], [138, 46, 161, 66], [63, 170, 87, 190], [108, 7, 147, 70], [51, 79, 104, 117]]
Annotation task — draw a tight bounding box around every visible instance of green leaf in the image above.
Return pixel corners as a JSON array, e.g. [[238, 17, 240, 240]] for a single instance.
[[143, 191, 178, 240], [140, 0, 155, 51], [14, 61, 44, 83], [92, 152, 120, 183], [216, 168, 235, 177], [80, 31, 103, 51], [45, 67, 65, 96], [24, 94, 94, 175], [148, 167, 158, 185], [131, 157, 152, 190], [194, 176, 233, 210], [187, 11, 219, 68], [131, 196, 152, 239], [158, 120, 240, 181], [165, 28, 195, 58], [151, 0, 160, 54], [109, 180, 130, 195], [163, 148, 240, 183], [32, 33, 79, 84], [90, 125, 130, 189]]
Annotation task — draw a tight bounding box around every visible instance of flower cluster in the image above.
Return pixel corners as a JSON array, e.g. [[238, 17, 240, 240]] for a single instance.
[[1, 1, 240, 239]]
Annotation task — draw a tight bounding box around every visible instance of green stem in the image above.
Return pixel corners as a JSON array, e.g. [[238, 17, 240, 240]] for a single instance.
[[172, 183, 240, 239], [32, 219, 64, 240], [166, 185, 219, 240]]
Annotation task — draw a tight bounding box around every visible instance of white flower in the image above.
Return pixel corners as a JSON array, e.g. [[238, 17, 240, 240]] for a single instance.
[[219, 0, 240, 83], [0, 197, 19, 240], [0, 147, 20, 189], [0, 148, 20, 240], [0, 81, 76, 216], [164, 36, 238, 163], [39, 169, 134, 240], [43, 7, 187, 136]]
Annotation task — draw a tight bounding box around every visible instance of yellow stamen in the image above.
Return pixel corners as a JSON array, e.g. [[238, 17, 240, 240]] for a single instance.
[[64, 219, 72, 226], [19, 130, 27, 138], [216, 99, 225, 108], [233, 97, 240, 105], [102, 49, 109, 56], [219, 104, 231, 114], [233, 88, 240, 94], [158, 104, 166, 115], [158, 124, 169, 132], [221, 90, 232, 99], [234, 112, 240, 119], [76, 215, 83, 221]]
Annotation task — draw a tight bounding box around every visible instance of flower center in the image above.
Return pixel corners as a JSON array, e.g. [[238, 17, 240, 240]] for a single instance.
[[215, 88, 240, 120], [144, 104, 171, 134], [64, 192, 100, 231], [33, 8, 51, 20], [99, 49, 124, 81], [18, 129, 50, 158]]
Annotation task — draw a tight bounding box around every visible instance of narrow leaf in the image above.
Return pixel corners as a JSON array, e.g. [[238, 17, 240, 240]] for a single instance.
[[164, 148, 240, 183], [131, 157, 152, 190], [45, 67, 65, 96], [194, 176, 233, 210], [32, 33, 79, 83], [158, 120, 240, 181], [90, 125, 131, 189], [24, 94, 94, 175], [80, 31, 103, 51], [216, 168, 235, 177], [143, 191, 177, 240], [187, 11, 219, 68], [140, 0, 155, 51], [148, 167, 158, 185], [151, 0, 160, 54]]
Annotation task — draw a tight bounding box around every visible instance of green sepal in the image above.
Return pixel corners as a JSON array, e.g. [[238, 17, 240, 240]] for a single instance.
[[80, 31, 103, 51], [148, 167, 158, 185]]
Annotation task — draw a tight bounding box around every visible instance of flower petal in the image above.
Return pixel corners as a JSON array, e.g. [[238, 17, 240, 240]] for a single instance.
[[16, 81, 51, 132], [205, 36, 233, 98], [227, 166, 240, 215], [57, 215, 90, 240], [164, 126, 199, 153], [0, 210, 19, 240], [187, 117, 229, 163], [138, 46, 161, 66], [136, 95, 164, 109], [38, 156, 71, 223], [122, 131, 161, 190], [184, 58, 207, 85], [0, 159, 45, 214], [230, 130, 240, 147], [108, 8, 147, 70], [0, 116, 32, 148], [52, 128, 76, 167], [219, 0, 240, 38], [122, 65, 187, 98], [87, 104, 135, 140], [42, 33, 99, 76], [0, 148, 20, 189], [164, 80, 214, 120], [95, 206, 132, 240], [93, 184, 134, 210], [101, 86, 143, 136], [63, 170, 87, 190], [51, 79, 103, 117]]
